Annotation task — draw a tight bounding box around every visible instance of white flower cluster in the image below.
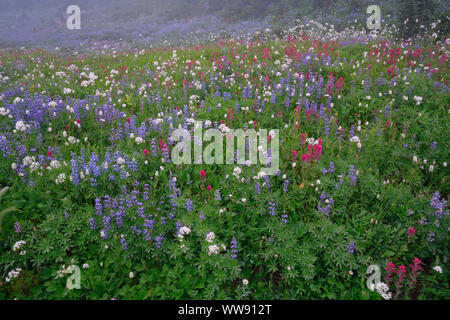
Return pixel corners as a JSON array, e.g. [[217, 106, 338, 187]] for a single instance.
[[218, 123, 231, 134], [0, 107, 10, 116], [233, 166, 241, 178], [253, 171, 267, 180], [205, 232, 215, 243], [55, 173, 66, 184], [205, 232, 226, 256], [50, 160, 61, 169], [56, 264, 71, 278], [375, 282, 392, 300], [15, 120, 30, 132], [5, 268, 22, 282], [13, 240, 26, 255], [208, 244, 220, 255], [306, 137, 320, 145], [21, 156, 41, 173], [67, 136, 79, 145], [177, 226, 191, 244], [80, 72, 98, 87], [135, 136, 144, 145], [13, 97, 23, 104], [413, 96, 423, 105], [189, 94, 199, 106], [350, 135, 362, 149], [433, 265, 443, 273]]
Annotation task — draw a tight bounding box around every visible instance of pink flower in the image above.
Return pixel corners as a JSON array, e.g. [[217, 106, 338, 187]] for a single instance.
[[407, 227, 415, 237], [292, 150, 297, 161], [206, 185, 211, 191], [300, 133, 306, 146], [385, 261, 396, 285], [410, 258, 422, 270], [200, 170, 206, 182], [396, 265, 406, 282], [409, 258, 422, 287]]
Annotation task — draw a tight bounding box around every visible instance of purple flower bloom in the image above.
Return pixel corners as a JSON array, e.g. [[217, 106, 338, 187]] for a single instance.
[[14, 222, 21, 233], [229, 237, 238, 259], [254, 182, 260, 195], [268, 200, 276, 216], [154, 235, 163, 248], [120, 237, 128, 250], [348, 165, 357, 186], [283, 179, 289, 192], [185, 198, 194, 212], [95, 198, 102, 216], [281, 212, 288, 224], [89, 218, 96, 230], [430, 141, 437, 150], [347, 241, 355, 254]]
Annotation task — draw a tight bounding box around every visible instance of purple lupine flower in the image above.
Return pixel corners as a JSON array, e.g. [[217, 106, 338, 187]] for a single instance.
[[168, 177, 177, 194], [324, 115, 330, 135], [229, 237, 238, 259], [70, 158, 79, 185], [348, 165, 357, 186], [430, 141, 437, 150], [154, 235, 163, 248], [14, 222, 21, 233], [143, 218, 155, 230], [347, 241, 355, 254], [263, 175, 270, 189], [89, 217, 96, 230], [185, 198, 194, 212], [281, 212, 288, 224], [254, 182, 260, 195], [94, 198, 102, 216], [268, 200, 276, 216], [175, 221, 182, 235], [317, 192, 333, 216], [101, 215, 111, 239], [430, 191, 447, 218], [214, 190, 221, 201], [328, 162, 335, 173], [120, 237, 128, 250], [283, 179, 289, 192]]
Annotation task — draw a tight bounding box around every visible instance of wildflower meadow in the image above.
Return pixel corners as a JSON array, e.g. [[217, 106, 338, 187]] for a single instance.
[[0, 0, 448, 301]]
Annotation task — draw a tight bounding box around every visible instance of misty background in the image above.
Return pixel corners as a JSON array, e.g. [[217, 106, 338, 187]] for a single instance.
[[0, 0, 448, 49]]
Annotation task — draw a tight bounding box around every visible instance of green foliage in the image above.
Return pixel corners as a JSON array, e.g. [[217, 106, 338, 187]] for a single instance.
[[0, 15, 448, 300]]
